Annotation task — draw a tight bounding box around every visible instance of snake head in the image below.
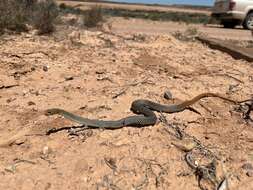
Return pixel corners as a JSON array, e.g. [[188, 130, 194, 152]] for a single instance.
[[44, 108, 61, 116]]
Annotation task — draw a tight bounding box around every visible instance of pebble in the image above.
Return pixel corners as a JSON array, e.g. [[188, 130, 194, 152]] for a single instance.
[[27, 101, 36, 106], [172, 138, 197, 152], [247, 171, 253, 177], [163, 90, 173, 100], [64, 76, 74, 81], [14, 137, 26, 145], [42, 146, 50, 156], [242, 163, 253, 177], [242, 163, 253, 170], [5, 165, 16, 173], [43, 65, 49, 72]]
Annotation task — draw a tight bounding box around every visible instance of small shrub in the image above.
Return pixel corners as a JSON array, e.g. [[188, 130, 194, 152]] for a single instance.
[[83, 5, 104, 28], [173, 27, 199, 41], [185, 27, 198, 36], [0, 0, 60, 35], [33, 0, 59, 35], [59, 3, 67, 10], [0, 0, 28, 34]]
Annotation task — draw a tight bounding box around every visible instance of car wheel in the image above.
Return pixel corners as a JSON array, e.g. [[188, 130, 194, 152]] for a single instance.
[[222, 21, 236, 28], [243, 12, 253, 30]]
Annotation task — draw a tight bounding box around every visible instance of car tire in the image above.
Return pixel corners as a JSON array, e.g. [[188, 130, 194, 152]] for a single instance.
[[222, 21, 237, 28], [243, 12, 253, 30]]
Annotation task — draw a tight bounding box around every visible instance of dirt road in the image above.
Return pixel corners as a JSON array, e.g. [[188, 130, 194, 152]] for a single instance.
[[58, 0, 252, 40], [109, 17, 253, 41]]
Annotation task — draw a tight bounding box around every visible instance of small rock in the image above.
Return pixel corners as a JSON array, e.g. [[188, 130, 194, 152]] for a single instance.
[[65, 76, 74, 81], [82, 177, 88, 183], [27, 101, 36, 106], [79, 105, 87, 110], [22, 90, 28, 96], [95, 70, 105, 74], [242, 163, 253, 170], [164, 90, 173, 100], [246, 171, 253, 177], [43, 65, 49, 72], [242, 163, 253, 177], [5, 165, 16, 173], [6, 98, 16, 103], [13, 137, 26, 145], [42, 146, 50, 156], [172, 138, 197, 152], [34, 91, 40, 96]]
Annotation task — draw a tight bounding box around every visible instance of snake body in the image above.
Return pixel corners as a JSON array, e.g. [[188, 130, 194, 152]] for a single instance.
[[45, 93, 249, 129]]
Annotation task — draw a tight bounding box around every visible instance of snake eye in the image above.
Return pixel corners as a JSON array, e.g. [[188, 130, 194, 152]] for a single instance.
[[45, 110, 53, 115]]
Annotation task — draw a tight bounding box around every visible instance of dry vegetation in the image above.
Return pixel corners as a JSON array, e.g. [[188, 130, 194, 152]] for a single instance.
[[82, 5, 104, 28], [0, 0, 59, 35], [0, 0, 29, 34], [172, 27, 199, 41], [0, 0, 106, 35], [32, 0, 59, 34]]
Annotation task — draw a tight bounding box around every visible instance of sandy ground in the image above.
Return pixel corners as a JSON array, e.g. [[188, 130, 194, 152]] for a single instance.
[[0, 14, 253, 190]]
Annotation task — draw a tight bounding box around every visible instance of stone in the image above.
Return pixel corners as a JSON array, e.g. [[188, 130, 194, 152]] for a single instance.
[[242, 163, 253, 170], [163, 90, 173, 100], [246, 171, 253, 177], [43, 65, 49, 72]]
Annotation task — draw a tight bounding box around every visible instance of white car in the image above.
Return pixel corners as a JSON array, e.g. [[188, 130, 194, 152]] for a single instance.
[[211, 0, 253, 29]]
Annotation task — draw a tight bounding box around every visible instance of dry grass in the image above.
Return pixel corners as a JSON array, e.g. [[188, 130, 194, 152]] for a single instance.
[[82, 5, 104, 28], [0, 0, 59, 35], [32, 0, 59, 35], [0, 0, 29, 34], [172, 27, 199, 41]]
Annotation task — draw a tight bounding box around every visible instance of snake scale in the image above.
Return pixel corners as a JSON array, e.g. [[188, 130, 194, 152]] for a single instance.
[[45, 93, 250, 129]]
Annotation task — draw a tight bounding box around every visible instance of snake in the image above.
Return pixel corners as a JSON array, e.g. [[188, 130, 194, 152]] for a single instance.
[[45, 93, 251, 129]]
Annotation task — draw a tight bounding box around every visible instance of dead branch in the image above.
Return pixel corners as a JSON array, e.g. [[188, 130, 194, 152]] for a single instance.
[[104, 157, 118, 172], [46, 125, 89, 135], [111, 78, 154, 99], [159, 112, 224, 190], [216, 73, 244, 84], [112, 89, 126, 99], [185, 152, 219, 190], [0, 84, 19, 90]]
